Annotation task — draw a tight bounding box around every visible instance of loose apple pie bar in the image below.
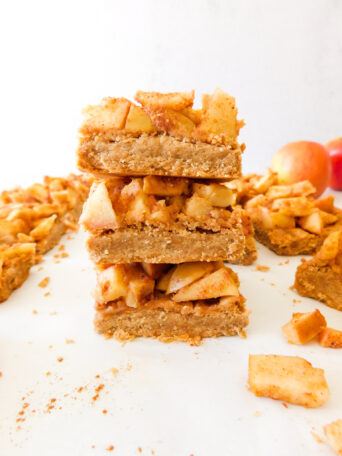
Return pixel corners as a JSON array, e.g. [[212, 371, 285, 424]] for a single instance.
[[228, 169, 342, 256], [77, 89, 244, 179], [294, 230, 342, 311], [94, 261, 249, 345], [0, 174, 91, 302], [81, 176, 257, 265]]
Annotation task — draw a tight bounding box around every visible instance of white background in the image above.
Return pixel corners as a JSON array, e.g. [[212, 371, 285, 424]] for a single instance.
[[0, 0, 341, 188]]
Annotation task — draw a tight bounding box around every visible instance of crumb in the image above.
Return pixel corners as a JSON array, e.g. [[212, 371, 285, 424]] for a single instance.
[[53, 253, 60, 258], [256, 265, 270, 272], [260, 278, 265, 282], [48, 345, 53, 349], [292, 298, 302, 303], [106, 446, 114, 452], [66, 339, 75, 344], [38, 266, 44, 271], [0, 372, 2, 377], [270, 282, 275, 286], [44, 292, 51, 297], [50, 311, 57, 316], [50, 398, 56, 403], [311, 431, 324, 444], [57, 357, 63, 363], [102, 409, 108, 414], [38, 277, 50, 288], [58, 244, 65, 251], [111, 368, 119, 375], [284, 260, 289, 264], [46, 372, 51, 376], [32, 310, 38, 315], [278, 261, 284, 266], [95, 375, 100, 379], [289, 285, 296, 290], [60, 252, 69, 258], [67, 235, 74, 240], [54, 260, 61, 264], [77, 387, 84, 393], [126, 363, 132, 371], [138, 449, 142, 453], [253, 411, 261, 417], [282, 402, 288, 408]]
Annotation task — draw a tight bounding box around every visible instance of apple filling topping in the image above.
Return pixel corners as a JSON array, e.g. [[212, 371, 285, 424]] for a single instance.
[[81, 89, 244, 146], [0, 175, 90, 249], [95, 262, 241, 308], [314, 230, 342, 272], [230, 170, 340, 237], [81, 176, 237, 231]]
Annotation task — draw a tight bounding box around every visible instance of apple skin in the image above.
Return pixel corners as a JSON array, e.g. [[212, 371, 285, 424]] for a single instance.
[[325, 137, 342, 191], [271, 141, 331, 198]]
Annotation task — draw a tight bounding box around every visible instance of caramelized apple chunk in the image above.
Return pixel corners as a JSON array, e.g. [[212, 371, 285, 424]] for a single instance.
[[80, 182, 118, 231], [173, 267, 239, 302], [135, 90, 194, 111], [319, 328, 342, 348], [166, 262, 215, 294], [282, 310, 327, 345], [143, 176, 189, 196], [193, 183, 235, 207]]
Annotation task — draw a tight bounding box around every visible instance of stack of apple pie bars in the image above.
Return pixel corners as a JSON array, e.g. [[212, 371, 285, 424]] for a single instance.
[[78, 89, 257, 344]]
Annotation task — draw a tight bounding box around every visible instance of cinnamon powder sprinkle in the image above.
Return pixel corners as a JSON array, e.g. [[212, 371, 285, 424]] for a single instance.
[[38, 277, 50, 288]]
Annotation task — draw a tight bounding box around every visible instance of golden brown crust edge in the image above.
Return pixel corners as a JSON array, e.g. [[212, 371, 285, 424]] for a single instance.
[[94, 298, 249, 346], [294, 262, 342, 311], [77, 135, 242, 179], [86, 226, 257, 265]]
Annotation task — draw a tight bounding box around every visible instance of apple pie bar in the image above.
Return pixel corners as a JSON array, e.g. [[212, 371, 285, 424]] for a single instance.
[[94, 261, 249, 345], [294, 231, 342, 311], [229, 169, 342, 255], [0, 174, 91, 302], [81, 176, 257, 265], [77, 89, 244, 179]]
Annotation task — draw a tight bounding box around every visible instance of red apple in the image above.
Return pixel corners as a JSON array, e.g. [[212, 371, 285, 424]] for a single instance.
[[271, 141, 331, 198], [325, 137, 342, 190]]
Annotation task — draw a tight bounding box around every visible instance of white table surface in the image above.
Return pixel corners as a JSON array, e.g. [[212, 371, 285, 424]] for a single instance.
[[1, 192, 342, 456]]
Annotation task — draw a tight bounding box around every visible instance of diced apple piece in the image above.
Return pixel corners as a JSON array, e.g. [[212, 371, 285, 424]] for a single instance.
[[180, 108, 202, 125], [146, 107, 196, 138], [30, 214, 57, 240], [167, 262, 215, 294], [135, 90, 194, 111], [272, 197, 315, 216], [315, 195, 335, 213], [143, 176, 189, 196], [317, 231, 341, 260], [80, 182, 118, 231], [173, 267, 239, 302], [324, 420, 342, 455], [298, 211, 323, 235], [184, 194, 213, 218], [141, 263, 170, 280], [319, 210, 338, 225], [253, 169, 278, 193], [271, 212, 296, 229], [248, 354, 330, 408], [83, 98, 131, 131], [95, 265, 127, 304], [125, 264, 155, 308], [156, 267, 175, 292], [124, 104, 155, 133], [245, 195, 267, 209], [193, 88, 239, 143], [120, 179, 151, 223], [318, 328, 342, 348], [266, 180, 316, 199], [193, 183, 235, 207], [282, 310, 327, 345]]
